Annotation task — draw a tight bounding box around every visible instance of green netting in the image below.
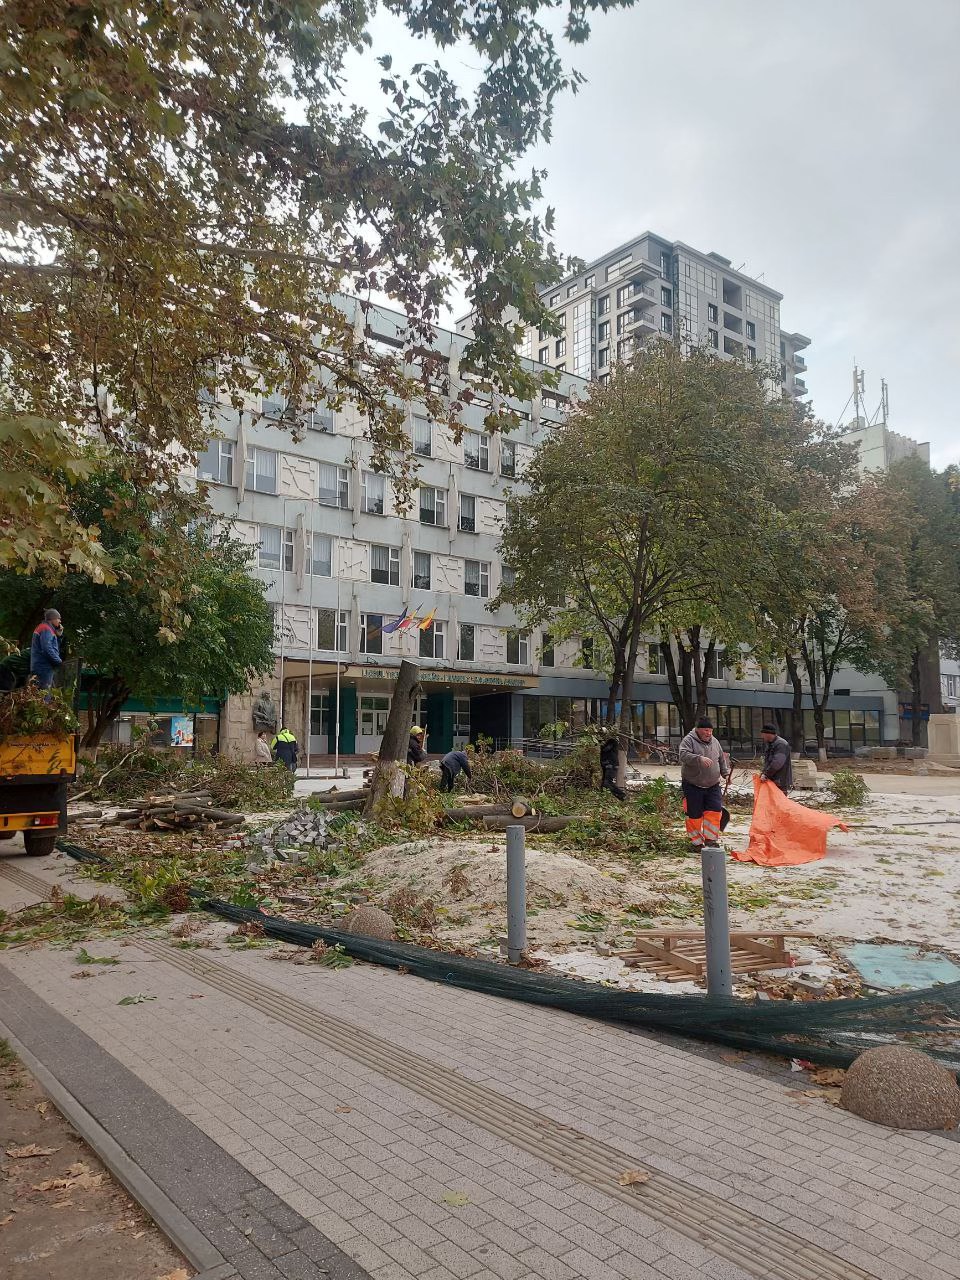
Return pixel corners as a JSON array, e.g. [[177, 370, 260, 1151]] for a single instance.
[[58, 840, 960, 1075]]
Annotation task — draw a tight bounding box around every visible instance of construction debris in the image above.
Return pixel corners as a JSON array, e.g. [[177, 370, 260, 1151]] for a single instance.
[[101, 792, 245, 832], [616, 930, 817, 983], [244, 806, 366, 867]]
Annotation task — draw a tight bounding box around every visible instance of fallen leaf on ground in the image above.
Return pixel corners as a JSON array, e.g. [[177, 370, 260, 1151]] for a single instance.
[[118, 993, 156, 1005], [35, 1101, 49, 1116], [618, 1169, 651, 1187], [6, 1144, 57, 1158], [34, 1177, 72, 1192], [335, 1105, 352, 1113], [441, 1192, 470, 1207], [0, 1212, 14, 1226], [810, 1067, 846, 1086]]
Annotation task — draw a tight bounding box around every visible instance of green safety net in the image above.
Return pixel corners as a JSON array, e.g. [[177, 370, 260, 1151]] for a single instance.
[[58, 840, 960, 1074]]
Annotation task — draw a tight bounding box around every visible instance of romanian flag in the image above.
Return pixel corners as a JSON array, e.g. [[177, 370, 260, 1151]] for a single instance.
[[418, 608, 437, 630], [383, 611, 408, 634], [398, 612, 420, 631]]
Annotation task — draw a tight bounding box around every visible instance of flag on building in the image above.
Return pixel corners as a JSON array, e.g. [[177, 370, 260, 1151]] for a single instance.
[[383, 611, 408, 634], [398, 612, 420, 630], [418, 608, 437, 630]]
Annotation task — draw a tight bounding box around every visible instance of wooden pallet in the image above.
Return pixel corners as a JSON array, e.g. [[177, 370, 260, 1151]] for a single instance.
[[615, 930, 817, 983]]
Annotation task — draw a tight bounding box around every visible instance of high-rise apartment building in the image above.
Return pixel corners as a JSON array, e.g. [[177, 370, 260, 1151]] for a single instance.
[[459, 232, 811, 400]]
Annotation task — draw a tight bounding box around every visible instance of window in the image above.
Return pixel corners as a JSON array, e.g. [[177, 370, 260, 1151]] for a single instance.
[[454, 696, 471, 738], [555, 363, 565, 372], [360, 613, 383, 655], [419, 484, 447, 526], [458, 623, 475, 661], [648, 646, 668, 676], [541, 634, 555, 667], [746, 321, 756, 340], [317, 608, 349, 652], [707, 303, 718, 323], [501, 565, 516, 590], [580, 637, 594, 667], [306, 404, 335, 433], [413, 550, 431, 590], [419, 619, 445, 659], [598, 347, 609, 368], [555, 338, 566, 358], [258, 525, 292, 572], [464, 559, 490, 598], [706, 649, 726, 680], [244, 447, 277, 494], [584, 274, 595, 290], [307, 532, 332, 577], [598, 373, 609, 384], [598, 320, 610, 342], [597, 295, 610, 316], [361, 470, 385, 515], [660, 313, 673, 334], [538, 346, 549, 364], [501, 439, 517, 478], [567, 283, 578, 298], [760, 664, 778, 685], [616, 284, 634, 309], [318, 463, 350, 508], [661, 286, 672, 307], [412, 416, 432, 457], [549, 293, 560, 307], [605, 253, 632, 281], [708, 328, 719, 349], [747, 346, 756, 362], [261, 392, 288, 421], [370, 544, 400, 586], [197, 439, 234, 485], [506, 630, 529, 665], [458, 493, 476, 532], [464, 431, 489, 472], [359, 694, 390, 738]]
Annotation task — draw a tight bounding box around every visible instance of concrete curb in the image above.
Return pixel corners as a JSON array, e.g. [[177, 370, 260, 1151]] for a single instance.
[[0, 1019, 230, 1279]]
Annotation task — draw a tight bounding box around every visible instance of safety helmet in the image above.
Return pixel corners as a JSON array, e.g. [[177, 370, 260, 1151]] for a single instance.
[[410, 726, 425, 737]]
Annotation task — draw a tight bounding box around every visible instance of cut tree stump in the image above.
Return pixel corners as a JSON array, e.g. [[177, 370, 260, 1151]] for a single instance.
[[510, 796, 534, 818], [440, 804, 512, 823], [615, 930, 818, 983]]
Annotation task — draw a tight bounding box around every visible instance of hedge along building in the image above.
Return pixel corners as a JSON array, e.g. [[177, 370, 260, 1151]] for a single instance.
[[194, 294, 891, 764]]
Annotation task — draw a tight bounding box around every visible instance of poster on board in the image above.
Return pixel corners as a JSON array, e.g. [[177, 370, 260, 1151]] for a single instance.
[[170, 715, 194, 747]]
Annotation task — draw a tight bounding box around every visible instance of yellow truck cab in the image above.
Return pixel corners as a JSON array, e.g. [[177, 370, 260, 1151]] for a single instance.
[[0, 732, 77, 857]]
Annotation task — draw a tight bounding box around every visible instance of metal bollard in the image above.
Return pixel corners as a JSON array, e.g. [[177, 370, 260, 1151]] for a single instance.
[[506, 824, 527, 965], [700, 842, 733, 998]]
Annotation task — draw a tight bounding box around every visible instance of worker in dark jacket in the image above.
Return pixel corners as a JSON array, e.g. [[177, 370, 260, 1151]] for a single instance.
[[759, 723, 793, 793], [678, 717, 729, 848], [599, 733, 626, 801], [271, 725, 299, 772], [30, 609, 63, 689], [407, 726, 427, 766], [439, 749, 472, 792]]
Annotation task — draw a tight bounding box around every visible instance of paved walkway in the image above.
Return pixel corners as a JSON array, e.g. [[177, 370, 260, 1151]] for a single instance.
[[2, 853, 960, 1280]]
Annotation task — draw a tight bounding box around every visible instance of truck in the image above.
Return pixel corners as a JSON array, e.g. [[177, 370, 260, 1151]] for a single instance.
[[0, 732, 77, 857]]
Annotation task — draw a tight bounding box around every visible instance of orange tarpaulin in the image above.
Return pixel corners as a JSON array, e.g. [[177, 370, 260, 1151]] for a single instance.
[[731, 776, 848, 867]]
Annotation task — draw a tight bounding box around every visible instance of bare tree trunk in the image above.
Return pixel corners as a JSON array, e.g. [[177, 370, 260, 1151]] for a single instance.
[[784, 652, 804, 752], [910, 648, 924, 747], [80, 678, 129, 751], [363, 660, 421, 818]]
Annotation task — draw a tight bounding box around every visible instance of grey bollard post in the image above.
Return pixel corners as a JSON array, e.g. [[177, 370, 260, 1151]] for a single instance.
[[700, 842, 733, 998], [506, 824, 527, 965]]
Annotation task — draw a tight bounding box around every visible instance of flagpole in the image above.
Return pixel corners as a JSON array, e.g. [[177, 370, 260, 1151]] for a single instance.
[[305, 499, 315, 781], [334, 575, 341, 778]]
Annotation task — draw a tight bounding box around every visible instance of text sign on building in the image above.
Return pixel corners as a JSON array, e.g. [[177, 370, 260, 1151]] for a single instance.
[[356, 667, 531, 689]]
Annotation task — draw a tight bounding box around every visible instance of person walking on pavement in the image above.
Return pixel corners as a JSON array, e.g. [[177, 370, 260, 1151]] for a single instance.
[[254, 730, 273, 766], [30, 608, 63, 689], [599, 733, 626, 801], [759, 723, 793, 794], [271, 725, 299, 772], [439, 749, 472, 793], [407, 725, 427, 766], [678, 716, 729, 850]]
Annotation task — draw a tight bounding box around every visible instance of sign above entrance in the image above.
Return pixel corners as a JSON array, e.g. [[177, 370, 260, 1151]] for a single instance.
[[346, 666, 536, 689]]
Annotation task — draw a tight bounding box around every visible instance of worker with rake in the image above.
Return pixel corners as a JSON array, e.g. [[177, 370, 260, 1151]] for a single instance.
[[678, 717, 729, 850]]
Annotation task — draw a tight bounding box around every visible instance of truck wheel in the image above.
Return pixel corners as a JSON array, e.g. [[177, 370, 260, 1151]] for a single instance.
[[23, 831, 58, 858]]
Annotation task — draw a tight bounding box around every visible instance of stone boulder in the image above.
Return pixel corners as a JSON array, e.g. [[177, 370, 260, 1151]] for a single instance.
[[841, 1045, 960, 1131], [340, 904, 396, 941], [791, 758, 819, 790]]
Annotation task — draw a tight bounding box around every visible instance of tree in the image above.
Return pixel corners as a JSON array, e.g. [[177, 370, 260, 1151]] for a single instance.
[[874, 458, 960, 745], [1, 0, 636, 594], [498, 340, 836, 759], [0, 475, 275, 747]]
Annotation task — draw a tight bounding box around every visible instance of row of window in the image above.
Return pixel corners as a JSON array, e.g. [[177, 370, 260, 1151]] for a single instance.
[[289, 608, 535, 664]]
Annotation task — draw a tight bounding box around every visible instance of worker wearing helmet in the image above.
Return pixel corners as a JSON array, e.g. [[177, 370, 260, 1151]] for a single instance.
[[407, 725, 427, 766]]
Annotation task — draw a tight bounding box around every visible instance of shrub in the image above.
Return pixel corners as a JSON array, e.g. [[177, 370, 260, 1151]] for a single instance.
[[0, 685, 78, 736], [829, 768, 869, 807]]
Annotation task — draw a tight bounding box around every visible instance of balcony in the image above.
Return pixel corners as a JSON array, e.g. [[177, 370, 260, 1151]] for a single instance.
[[793, 378, 808, 397], [626, 259, 659, 282], [793, 354, 807, 373], [625, 311, 656, 334]]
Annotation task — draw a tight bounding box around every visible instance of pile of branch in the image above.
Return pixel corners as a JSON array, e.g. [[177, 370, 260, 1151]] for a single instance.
[[101, 791, 245, 832], [308, 787, 369, 814], [441, 796, 574, 834]]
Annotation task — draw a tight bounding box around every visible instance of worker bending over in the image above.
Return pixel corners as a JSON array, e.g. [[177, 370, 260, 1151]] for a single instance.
[[439, 749, 472, 793], [678, 717, 729, 849]]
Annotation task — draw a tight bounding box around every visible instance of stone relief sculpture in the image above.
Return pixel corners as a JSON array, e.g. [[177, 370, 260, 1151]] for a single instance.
[[252, 689, 278, 733]]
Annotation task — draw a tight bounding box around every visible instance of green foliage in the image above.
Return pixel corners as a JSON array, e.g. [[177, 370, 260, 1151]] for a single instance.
[[829, 769, 869, 808], [0, 0, 635, 581], [383, 766, 446, 835], [0, 888, 129, 947], [467, 748, 549, 796], [74, 947, 118, 965], [74, 743, 295, 809], [313, 942, 354, 970], [562, 803, 690, 863], [0, 684, 78, 736]]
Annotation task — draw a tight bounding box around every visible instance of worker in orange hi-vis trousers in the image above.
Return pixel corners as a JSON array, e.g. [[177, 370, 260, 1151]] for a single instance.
[[678, 717, 730, 850]]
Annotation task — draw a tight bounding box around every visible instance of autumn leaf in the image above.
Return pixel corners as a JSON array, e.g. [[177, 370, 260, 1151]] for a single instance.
[[6, 1144, 58, 1158], [618, 1169, 651, 1187], [118, 993, 157, 1005], [441, 1192, 470, 1207]]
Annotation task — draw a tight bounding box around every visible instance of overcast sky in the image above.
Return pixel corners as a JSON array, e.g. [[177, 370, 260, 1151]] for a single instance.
[[348, 1, 959, 466]]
